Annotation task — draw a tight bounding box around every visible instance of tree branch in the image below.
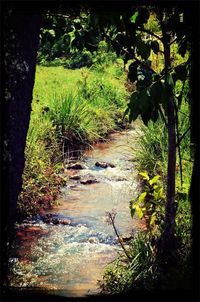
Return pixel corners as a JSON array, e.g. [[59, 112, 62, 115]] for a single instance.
[[158, 105, 168, 128], [107, 212, 131, 262], [177, 78, 186, 110], [169, 37, 177, 46], [137, 26, 162, 41], [176, 126, 191, 147]]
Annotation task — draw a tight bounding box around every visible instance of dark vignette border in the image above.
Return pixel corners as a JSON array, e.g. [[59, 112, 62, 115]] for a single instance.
[[0, 1, 199, 302]]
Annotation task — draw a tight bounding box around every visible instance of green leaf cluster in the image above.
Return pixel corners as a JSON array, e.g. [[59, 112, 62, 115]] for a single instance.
[[130, 171, 165, 232], [125, 79, 167, 125]]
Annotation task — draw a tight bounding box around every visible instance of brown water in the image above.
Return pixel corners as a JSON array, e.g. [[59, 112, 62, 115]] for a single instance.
[[9, 126, 144, 297]]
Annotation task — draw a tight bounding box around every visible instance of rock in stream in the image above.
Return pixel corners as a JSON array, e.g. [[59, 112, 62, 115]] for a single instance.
[[95, 161, 115, 168]]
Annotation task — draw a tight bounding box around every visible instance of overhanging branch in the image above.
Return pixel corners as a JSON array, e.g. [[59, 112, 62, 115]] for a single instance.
[[137, 26, 162, 41], [176, 126, 191, 147]]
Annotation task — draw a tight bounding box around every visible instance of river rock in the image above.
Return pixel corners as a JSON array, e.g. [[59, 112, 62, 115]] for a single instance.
[[69, 175, 81, 180], [66, 162, 86, 170], [80, 179, 97, 185], [115, 176, 128, 181], [59, 219, 71, 225], [88, 237, 99, 244], [121, 233, 133, 242], [80, 175, 99, 185], [95, 161, 115, 168], [42, 214, 71, 226]]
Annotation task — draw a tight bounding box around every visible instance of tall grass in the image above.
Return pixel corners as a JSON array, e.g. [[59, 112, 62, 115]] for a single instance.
[[47, 92, 102, 145], [136, 119, 168, 176], [18, 59, 128, 216]]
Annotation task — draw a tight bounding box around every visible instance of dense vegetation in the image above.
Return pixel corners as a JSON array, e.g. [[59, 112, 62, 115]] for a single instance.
[[99, 9, 194, 294]]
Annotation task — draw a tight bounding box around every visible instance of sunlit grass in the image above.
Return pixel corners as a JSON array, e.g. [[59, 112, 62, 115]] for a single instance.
[[19, 63, 128, 216]]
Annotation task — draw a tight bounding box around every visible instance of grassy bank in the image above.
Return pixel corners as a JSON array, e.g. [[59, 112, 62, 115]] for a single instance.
[[17, 61, 129, 217]]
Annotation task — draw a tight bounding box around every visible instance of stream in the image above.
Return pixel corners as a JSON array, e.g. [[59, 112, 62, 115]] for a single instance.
[[8, 126, 144, 297]]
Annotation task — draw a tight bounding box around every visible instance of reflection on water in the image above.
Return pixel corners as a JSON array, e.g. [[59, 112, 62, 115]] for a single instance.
[[9, 127, 144, 297]]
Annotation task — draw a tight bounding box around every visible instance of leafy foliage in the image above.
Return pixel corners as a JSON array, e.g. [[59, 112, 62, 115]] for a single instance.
[[130, 171, 165, 233]]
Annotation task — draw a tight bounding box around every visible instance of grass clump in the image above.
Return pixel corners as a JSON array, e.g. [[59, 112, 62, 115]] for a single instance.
[[46, 92, 103, 148], [100, 232, 158, 294]]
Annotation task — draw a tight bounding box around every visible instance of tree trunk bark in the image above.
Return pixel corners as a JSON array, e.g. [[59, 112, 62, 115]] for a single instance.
[[164, 95, 177, 246], [158, 12, 177, 264], [2, 5, 41, 288]]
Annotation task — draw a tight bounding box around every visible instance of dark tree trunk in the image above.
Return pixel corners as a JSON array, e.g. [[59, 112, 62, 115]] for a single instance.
[[2, 5, 41, 288], [163, 95, 177, 250], [158, 11, 177, 265]]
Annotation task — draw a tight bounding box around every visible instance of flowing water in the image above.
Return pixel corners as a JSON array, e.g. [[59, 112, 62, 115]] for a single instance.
[[8, 126, 144, 297]]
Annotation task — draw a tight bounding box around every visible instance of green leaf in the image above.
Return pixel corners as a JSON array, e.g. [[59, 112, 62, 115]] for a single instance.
[[123, 107, 130, 119], [130, 207, 136, 218], [49, 29, 55, 37], [141, 110, 152, 126], [138, 89, 150, 111], [135, 205, 144, 219], [149, 175, 160, 186], [152, 190, 159, 200], [153, 187, 165, 200], [138, 192, 147, 203], [139, 171, 149, 180], [136, 39, 151, 60], [138, 88, 155, 126], [167, 73, 174, 88], [130, 11, 139, 23], [165, 73, 174, 94], [160, 80, 169, 110], [128, 91, 140, 122], [149, 81, 163, 105], [150, 212, 157, 226]]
